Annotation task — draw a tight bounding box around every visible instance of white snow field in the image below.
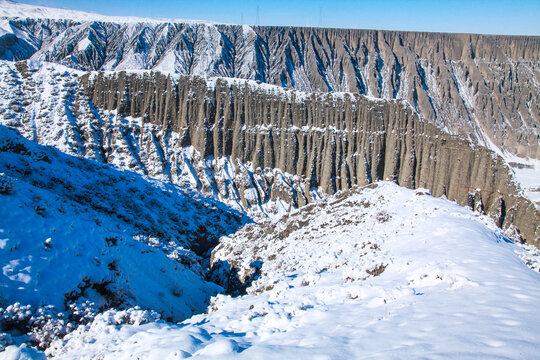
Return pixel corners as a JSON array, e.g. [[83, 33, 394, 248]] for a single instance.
[[1, 182, 535, 359]]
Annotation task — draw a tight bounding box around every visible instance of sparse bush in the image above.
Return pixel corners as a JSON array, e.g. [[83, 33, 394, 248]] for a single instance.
[[33, 204, 47, 216], [0, 174, 14, 195], [0, 303, 69, 350], [376, 211, 391, 223], [0, 300, 160, 353], [67, 300, 98, 325], [367, 263, 387, 277], [105, 237, 118, 246], [107, 260, 118, 272], [0, 332, 13, 351]]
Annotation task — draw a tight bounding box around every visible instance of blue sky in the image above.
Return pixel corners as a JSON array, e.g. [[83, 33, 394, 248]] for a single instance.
[[18, 0, 540, 35]]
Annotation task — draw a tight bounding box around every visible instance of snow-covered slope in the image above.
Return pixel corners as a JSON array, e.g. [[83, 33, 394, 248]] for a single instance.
[[0, 124, 248, 323], [11, 182, 537, 359]]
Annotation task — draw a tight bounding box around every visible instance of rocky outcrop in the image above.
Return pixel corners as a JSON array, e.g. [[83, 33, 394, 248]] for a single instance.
[[78, 71, 539, 244], [1, 16, 539, 158]]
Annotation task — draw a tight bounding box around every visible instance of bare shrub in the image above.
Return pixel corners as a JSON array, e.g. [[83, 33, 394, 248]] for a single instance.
[[376, 211, 391, 223], [367, 263, 387, 277], [0, 174, 14, 195]]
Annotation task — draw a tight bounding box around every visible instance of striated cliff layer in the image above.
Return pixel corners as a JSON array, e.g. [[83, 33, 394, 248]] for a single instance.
[[1, 60, 538, 243], [80, 70, 539, 244], [1, 12, 539, 158]]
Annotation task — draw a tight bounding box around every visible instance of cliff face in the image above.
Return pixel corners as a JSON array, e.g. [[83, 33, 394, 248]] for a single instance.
[[1, 56, 538, 245], [76, 71, 538, 244], [2, 18, 539, 158]]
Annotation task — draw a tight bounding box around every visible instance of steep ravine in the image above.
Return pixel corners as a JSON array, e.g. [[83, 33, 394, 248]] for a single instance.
[[81, 71, 539, 244]]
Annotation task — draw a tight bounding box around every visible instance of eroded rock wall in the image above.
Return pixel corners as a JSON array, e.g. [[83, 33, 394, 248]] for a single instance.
[[2, 19, 539, 158], [81, 72, 540, 244]]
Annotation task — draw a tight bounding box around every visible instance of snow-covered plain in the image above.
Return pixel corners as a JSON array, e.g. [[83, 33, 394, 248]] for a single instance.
[[2, 182, 536, 359]]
